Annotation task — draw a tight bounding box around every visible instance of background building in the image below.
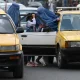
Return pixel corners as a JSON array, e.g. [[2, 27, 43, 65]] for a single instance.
[[17, 0, 80, 7]]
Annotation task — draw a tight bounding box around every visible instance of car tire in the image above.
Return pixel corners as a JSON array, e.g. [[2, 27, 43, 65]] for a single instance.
[[13, 55, 24, 78], [57, 48, 67, 69]]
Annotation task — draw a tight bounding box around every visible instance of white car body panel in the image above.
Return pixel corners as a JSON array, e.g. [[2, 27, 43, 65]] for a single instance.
[[18, 32, 56, 45]]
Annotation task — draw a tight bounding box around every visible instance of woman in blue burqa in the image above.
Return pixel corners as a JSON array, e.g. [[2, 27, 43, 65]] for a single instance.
[[36, 7, 59, 31], [7, 3, 20, 27]]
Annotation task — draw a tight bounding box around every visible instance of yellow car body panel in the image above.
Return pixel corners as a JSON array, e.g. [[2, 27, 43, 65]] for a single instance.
[[0, 9, 22, 52], [56, 11, 80, 48], [0, 9, 6, 14], [60, 31, 80, 41], [0, 34, 19, 45]]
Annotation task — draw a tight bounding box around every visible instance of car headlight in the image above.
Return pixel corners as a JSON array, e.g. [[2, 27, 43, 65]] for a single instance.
[[67, 42, 80, 47], [0, 45, 20, 51]]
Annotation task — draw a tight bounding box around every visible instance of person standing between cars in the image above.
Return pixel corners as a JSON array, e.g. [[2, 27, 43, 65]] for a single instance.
[[7, 0, 20, 27], [26, 13, 37, 66], [36, 56, 42, 65], [36, 7, 59, 65]]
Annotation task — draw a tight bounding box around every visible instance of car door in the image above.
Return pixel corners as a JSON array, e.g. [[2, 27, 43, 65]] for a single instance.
[[18, 31, 56, 45], [18, 13, 57, 46]]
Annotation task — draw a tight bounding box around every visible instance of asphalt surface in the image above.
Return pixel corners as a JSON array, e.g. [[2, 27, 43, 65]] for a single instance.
[[0, 58, 80, 80]]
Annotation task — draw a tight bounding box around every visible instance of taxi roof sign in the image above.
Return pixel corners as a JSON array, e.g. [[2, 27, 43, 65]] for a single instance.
[[56, 7, 80, 11]]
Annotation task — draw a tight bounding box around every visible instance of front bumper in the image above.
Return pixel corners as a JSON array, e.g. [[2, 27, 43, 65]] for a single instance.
[[0, 51, 23, 67], [61, 48, 80, 61]]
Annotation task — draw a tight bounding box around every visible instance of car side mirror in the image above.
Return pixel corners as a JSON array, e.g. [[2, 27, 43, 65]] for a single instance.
[[16, 27, 24, 33]]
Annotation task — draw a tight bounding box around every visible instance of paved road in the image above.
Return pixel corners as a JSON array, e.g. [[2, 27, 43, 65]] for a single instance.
[[1, 59, 80, 80]]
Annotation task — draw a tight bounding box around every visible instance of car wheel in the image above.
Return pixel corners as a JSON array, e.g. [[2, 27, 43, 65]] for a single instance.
[[57, 48, 66, 69], [13, 55, 24, 78]]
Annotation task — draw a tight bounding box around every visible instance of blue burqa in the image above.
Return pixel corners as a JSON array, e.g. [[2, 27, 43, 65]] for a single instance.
[[7, 3, 20, 27], [37, 7, 58, 31]]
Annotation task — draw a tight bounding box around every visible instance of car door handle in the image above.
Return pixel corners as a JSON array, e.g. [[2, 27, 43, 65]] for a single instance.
[[21, 35, 27, 37]]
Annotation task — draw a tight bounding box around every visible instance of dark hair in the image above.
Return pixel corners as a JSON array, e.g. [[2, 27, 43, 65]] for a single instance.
[[26, 13, 33, 21]]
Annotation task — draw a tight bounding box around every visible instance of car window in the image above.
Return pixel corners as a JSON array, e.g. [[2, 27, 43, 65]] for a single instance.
[[20, 13, 58, 32], [0, 15, 15, 34], [60, 14, 80, 31]]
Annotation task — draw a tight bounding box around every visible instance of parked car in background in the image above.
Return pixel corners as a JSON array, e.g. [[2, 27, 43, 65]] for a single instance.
[[0, 2, 38, 28], [0, 0, 5, 3], [28, 1, 43, 8], [0, 0, 14, 3], [0, 3, 27, 11]]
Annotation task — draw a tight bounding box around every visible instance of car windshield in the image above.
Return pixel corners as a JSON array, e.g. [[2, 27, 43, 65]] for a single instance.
[[60, 14, 80, 31], [0, 15, 15, 34]]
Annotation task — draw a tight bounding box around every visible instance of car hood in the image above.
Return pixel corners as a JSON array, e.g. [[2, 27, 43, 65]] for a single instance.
[[0, 34, 19, 45], [60, 31, 80, 41]]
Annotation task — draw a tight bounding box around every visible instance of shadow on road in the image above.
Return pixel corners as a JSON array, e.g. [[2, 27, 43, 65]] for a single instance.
[[37, 62, 80, 70], [0, 72, 13, 79], [65, 62, 80, 70], [1, 62, 80, 79]]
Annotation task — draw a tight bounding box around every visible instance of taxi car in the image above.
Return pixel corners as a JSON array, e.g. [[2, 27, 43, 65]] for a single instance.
[[0, 9, 24, 78], [56, 7, 80, 68]]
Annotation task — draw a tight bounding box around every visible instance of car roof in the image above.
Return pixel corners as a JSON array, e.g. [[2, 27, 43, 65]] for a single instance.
[[58, 11, 80, 15], [28, 1, 43, 7], [0, 9, 6, 14], [20, 7, 38, 10], [28, 1, 42, 5]]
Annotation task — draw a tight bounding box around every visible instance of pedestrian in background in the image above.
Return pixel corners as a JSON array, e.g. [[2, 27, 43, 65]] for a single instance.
[[49, 1, 54, 12], [26, 56, 36, 66], [7, 0, 20, 27]]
